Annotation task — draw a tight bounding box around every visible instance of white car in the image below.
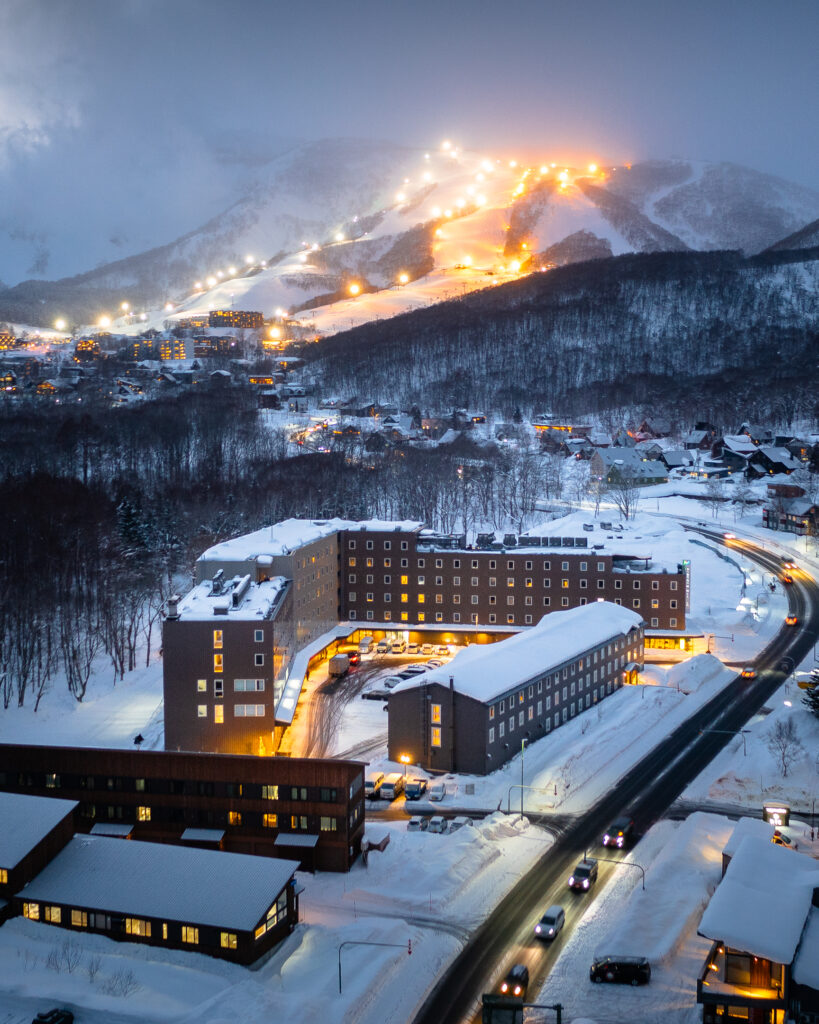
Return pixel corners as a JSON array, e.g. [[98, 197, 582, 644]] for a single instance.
[[448, 815, 473, 832], [406, 816, 429, 832], [427, 815, 447, 834]]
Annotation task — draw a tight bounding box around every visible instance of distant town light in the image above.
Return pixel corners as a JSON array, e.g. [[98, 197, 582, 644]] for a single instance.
[[540, 165, 548, 174], [398, 272, 409, 285], [348, 282, 361, 296], [335, 232, 345, 242], [120, 302, 129, 312], [245, 255, 254, 264], [422, 171, 432, 182], [139, 313, 148, 321], [269, 326, 282, 339], [194, 281, 203, 290], [455, 197, 466, 208], [442, 140, 452, 150], [475, 194, 487, 205], [588, 163, 598, 173], [207, 276, 217, 287], [54, 318, 66, 331], [396, 192, 406, 202], [216, 271, 224, 278], [164, 302, 173, 312], [98, 316, 111, 328], [228, 266, 237, 275]]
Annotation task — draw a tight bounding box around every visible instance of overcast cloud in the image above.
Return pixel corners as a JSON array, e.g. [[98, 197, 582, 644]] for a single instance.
[[0, 0, 817, 283]]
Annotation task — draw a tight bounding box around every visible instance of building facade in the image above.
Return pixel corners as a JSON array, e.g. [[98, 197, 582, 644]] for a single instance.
[[0, 745, 365, 872], [387, 603, 644, 775], [0, 792, 77, 904], [163, 572, 294, 755]]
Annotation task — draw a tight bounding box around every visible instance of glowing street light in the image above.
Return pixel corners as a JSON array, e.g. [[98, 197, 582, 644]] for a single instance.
[[269, 326, 282, 339], [164, 302, 174, 312], [54, 318, 66, 331], [588, 163, 598, 173], [442, 139, 452, 150], [120, 302, 130, 312], [396, 191, 406, 202], [245, 255, 254, 264], [335, 232, 345, 242], [206, 276, 217, 288], [98, 316, 111, 328], [398, 272, 409, 285], [348, 282, 361, 296], [194, 281, 203, 290], [228, 265, 237, 275]]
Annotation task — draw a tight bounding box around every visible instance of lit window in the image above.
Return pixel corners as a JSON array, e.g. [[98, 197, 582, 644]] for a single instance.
[[197, 679, 207, 692], [213, 653, 223, 673], [561, 579, 569, 588], [197, 705, 207, 718], [45, 906, 61, 923], [182, 926, 199, 944], [262, 785, 278, 799], [228, 811, 242, 826], [214, 705, 224, 724], [401, 593, 408, 603], [125, 917, 151, 937], [213, 629, 223, 649], [0, 868, 6, 885], [320, 816, 337, 831], [221, 931, 238, 949], [23, 903, 39, 920], [71, 909, 88, 928], [431, 726, 441, 747], [431, 703, 441, 723], [137, 806, 151, 822], [263, 813, 278, 828]]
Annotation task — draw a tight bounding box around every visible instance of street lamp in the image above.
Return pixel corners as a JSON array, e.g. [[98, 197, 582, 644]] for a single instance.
[[520, 738, 527, 822], [399, 753, 411, 779]]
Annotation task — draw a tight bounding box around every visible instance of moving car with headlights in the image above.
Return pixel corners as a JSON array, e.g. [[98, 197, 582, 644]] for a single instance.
[[590, 956, 651, 985], [500, 963, 529, 998], [534, 905, 565, 941], [740, 665, 757, 679], [568, 857, 598, 892], [602, 816, 634, 848], [782, 572, 794, 584], [786, 614, 798, 627]]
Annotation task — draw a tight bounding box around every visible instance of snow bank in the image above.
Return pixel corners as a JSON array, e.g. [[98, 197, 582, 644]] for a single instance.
[[595, 812, 732, 964]]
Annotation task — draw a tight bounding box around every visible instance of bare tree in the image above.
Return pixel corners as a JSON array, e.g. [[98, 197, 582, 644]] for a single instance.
[[766, 718, 804, 778], [702, 477, 726, 518], [608, 469, 641, 521]]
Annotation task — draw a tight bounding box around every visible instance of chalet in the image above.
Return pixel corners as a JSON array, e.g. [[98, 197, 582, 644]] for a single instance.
[[0, 792, 77, 909], [661, 450, 695, 471], [766, 479, 805, 500], [697, 833, 819, 1024], [717, 436, 758, 474], [748, 446, 801, 478], [762, 497, 819, 534], [590, 448, 669, 485], [636, 417, 672, 439], [786, 438, 813, 463], [739, 422, 774, 446], [683, 429, 714, 451]]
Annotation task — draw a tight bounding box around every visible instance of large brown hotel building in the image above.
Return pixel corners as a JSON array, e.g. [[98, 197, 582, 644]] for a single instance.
[[163, 515, 687, 759]]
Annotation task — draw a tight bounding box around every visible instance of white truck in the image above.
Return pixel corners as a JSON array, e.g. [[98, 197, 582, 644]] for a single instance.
[[328, 654, 350, 678]]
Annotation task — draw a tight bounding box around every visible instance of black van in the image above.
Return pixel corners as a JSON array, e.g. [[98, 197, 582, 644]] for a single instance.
[[590, 956, 651, 985]]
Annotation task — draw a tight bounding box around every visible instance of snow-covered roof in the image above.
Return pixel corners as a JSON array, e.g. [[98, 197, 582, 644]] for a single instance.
[[698, 836, 819, 963], [390, 602, 643, 703], [22, 836, 298, 932], [756, 446, 798, 465], [793, 907, 819, 989], [0, 792, 77, 870], [722, 816, 775, 859], [198, 518, 424, 565], [721, 435, 757, 455], [176, 574, 288, 622]]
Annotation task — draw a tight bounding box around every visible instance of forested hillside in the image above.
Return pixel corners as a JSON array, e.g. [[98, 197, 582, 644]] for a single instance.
[[308, 249, 819, 424]]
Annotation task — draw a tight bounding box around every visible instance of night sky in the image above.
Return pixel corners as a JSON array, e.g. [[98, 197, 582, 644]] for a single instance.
[[1, 0, 817, 282]]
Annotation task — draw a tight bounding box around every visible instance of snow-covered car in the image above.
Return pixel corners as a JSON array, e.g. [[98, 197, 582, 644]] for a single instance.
[[427, 815, 447, 833], [402, 664, 428, 674], [382, 676, 403, 689], [427, 658, 445, 668], [421, 643, 434, 655], [406, 816, 429, 832], [448, 815, 473, 832]]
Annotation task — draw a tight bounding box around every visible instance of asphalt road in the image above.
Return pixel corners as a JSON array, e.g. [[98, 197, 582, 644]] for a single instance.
[[412, 530, 817, 1024]]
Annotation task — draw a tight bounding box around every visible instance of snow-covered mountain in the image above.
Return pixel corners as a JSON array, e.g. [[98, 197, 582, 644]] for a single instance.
[[2, 140, 819, 331]]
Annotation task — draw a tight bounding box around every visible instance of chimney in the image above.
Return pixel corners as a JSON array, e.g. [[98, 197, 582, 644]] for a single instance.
[[167, 594, 181, 620]]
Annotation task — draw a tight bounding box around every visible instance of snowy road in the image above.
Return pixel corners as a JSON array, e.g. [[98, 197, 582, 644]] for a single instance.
[[412, 532, 818, 1024]]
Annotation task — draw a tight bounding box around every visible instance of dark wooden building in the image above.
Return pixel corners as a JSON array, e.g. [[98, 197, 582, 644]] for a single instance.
[[387, 603, 644, 775], [0, 791, 77, 907], [18, 834, 298, 964], [0, 745, 364, 872]]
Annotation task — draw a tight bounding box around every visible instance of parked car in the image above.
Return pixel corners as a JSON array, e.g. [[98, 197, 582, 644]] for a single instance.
[[772, 829, 798, 849], [382, 676, 403, 689], [375, 639, 390, 654], [427, 658, 444, 668], [428, 780, 446, 801], [358, 635, 375, 654], [434, 644, 450, 656], [391, 639, 407, 654], [568, 858, 598, 891], [500, 963, 529, 998], [421, 643, 434, 655], [407, 641, 420, 654], [740, 665, 757, 679], [448, 815, 473, 832], [404, 777, 428, 800], [406, 816, 429, 832], [602, 816, 634, 849], [364, 771, 385, 799], [534, 905, 565, 941], [33, 1012, 74, 1024], [402, 664, 427, 674], [427, 815, 447, 833], [590, 956, 651, 985], [380, 773, 405, 800]]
